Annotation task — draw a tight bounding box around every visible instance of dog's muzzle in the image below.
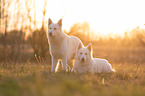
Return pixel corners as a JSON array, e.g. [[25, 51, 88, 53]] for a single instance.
[[81, 58, 85, 62], [49, 32, 52, 37]]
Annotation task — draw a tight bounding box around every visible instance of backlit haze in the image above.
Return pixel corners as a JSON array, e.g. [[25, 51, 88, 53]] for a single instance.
[[8, 0, 145, 37], [43, 0, 145, 37]]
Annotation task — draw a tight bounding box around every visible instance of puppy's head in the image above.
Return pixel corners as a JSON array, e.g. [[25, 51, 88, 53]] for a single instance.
[[47, 18, 62, 37], [76, 43, 92, 63]]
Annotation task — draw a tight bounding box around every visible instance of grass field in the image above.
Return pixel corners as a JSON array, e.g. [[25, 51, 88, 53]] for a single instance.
[[0, 47, 145, 96]]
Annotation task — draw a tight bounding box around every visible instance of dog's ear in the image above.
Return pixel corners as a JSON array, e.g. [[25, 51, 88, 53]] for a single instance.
[[78, 43, 82, 50], [48, 18, 53, 25], [87, 43, 92, 51], [57, 19, 62, 27]]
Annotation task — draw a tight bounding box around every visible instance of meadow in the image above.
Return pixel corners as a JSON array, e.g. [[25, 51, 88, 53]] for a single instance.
[[0, 47, 145, 96], [1, 0, 145, 96]]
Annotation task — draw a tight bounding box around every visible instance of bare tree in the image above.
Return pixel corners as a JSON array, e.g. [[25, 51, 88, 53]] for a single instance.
[[25, 0, 33, 32], [17, 0, 26, 61], [33, 0, 36, 29], [1, 0, 11, 61], [41, 0, 47, 29]]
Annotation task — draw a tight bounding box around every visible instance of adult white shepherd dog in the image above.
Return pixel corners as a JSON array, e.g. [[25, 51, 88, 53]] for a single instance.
[[47, 18, 83, 72]]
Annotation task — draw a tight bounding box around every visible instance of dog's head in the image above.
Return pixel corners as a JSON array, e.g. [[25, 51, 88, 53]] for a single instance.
[[47, 18, 62, 37], [76, 43, 92, 63]]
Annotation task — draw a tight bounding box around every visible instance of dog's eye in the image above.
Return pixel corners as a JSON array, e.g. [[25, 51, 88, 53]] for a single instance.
[[85, 53, 87, 55], [50, 28, 52, 29], [54, 28, 57, 30], [80, 52, 82, 54]]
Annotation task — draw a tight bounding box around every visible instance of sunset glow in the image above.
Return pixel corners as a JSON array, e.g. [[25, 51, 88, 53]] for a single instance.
[[35, 0, 145, 36], [7, 0, 145, 37]]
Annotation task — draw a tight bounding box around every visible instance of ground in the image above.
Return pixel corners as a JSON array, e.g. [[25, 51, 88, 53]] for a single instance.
[[0, 62, 145, 96], [0, 47, 145, 96]]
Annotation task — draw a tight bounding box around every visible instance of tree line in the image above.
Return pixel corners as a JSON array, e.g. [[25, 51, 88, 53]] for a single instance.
[[0, 0, 145, 62]]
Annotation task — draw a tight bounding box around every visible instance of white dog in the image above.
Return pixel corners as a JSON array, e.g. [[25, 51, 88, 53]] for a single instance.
[[47, 18, 83, 72], [73, 43, 115, 73]]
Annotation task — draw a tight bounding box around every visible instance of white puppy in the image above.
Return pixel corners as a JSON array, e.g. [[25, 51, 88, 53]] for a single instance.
[[73, 43, 115, 73], [47, 18, 83, 72]]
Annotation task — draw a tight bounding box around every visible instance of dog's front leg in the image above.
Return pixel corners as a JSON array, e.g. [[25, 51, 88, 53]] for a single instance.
[[52, 57, 57, 72], [62, 57, 67, 72]]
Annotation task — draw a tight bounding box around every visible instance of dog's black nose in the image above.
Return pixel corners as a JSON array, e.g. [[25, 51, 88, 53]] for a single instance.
[[49, 32, 52, 37], [81, 58, 85, 62]]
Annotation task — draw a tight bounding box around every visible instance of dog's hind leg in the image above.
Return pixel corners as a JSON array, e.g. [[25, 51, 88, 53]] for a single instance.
[[62, 57, 67, 72], [67, 59, 74, 72]]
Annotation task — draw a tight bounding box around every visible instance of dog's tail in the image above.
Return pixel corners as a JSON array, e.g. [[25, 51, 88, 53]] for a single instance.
[[111, 69, 116, 72]]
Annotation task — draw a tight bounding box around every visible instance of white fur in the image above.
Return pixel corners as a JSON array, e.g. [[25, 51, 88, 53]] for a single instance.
[[47, 18, 83, 72], [73, 43, 115, 73]]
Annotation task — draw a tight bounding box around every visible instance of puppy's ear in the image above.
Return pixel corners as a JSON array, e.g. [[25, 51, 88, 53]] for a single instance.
[[78, 43, 82, 50], [87, 43, 92, 51], [48, 18, 53, 25], [57, 19, 62, 27]]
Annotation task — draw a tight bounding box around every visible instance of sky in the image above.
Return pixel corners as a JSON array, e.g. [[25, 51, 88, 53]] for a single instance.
[[35, 0, 145, 36]]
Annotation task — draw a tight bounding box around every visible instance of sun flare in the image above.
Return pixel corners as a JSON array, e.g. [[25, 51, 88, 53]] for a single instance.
[[8, 0, 145, 37]]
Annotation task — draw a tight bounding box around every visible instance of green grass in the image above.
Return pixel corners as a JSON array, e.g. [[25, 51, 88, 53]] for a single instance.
[[0, 62, 145, 96]]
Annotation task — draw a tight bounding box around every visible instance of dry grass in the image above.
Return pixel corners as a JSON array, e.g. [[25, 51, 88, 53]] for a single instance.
[[0, 47, 145, 96]]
